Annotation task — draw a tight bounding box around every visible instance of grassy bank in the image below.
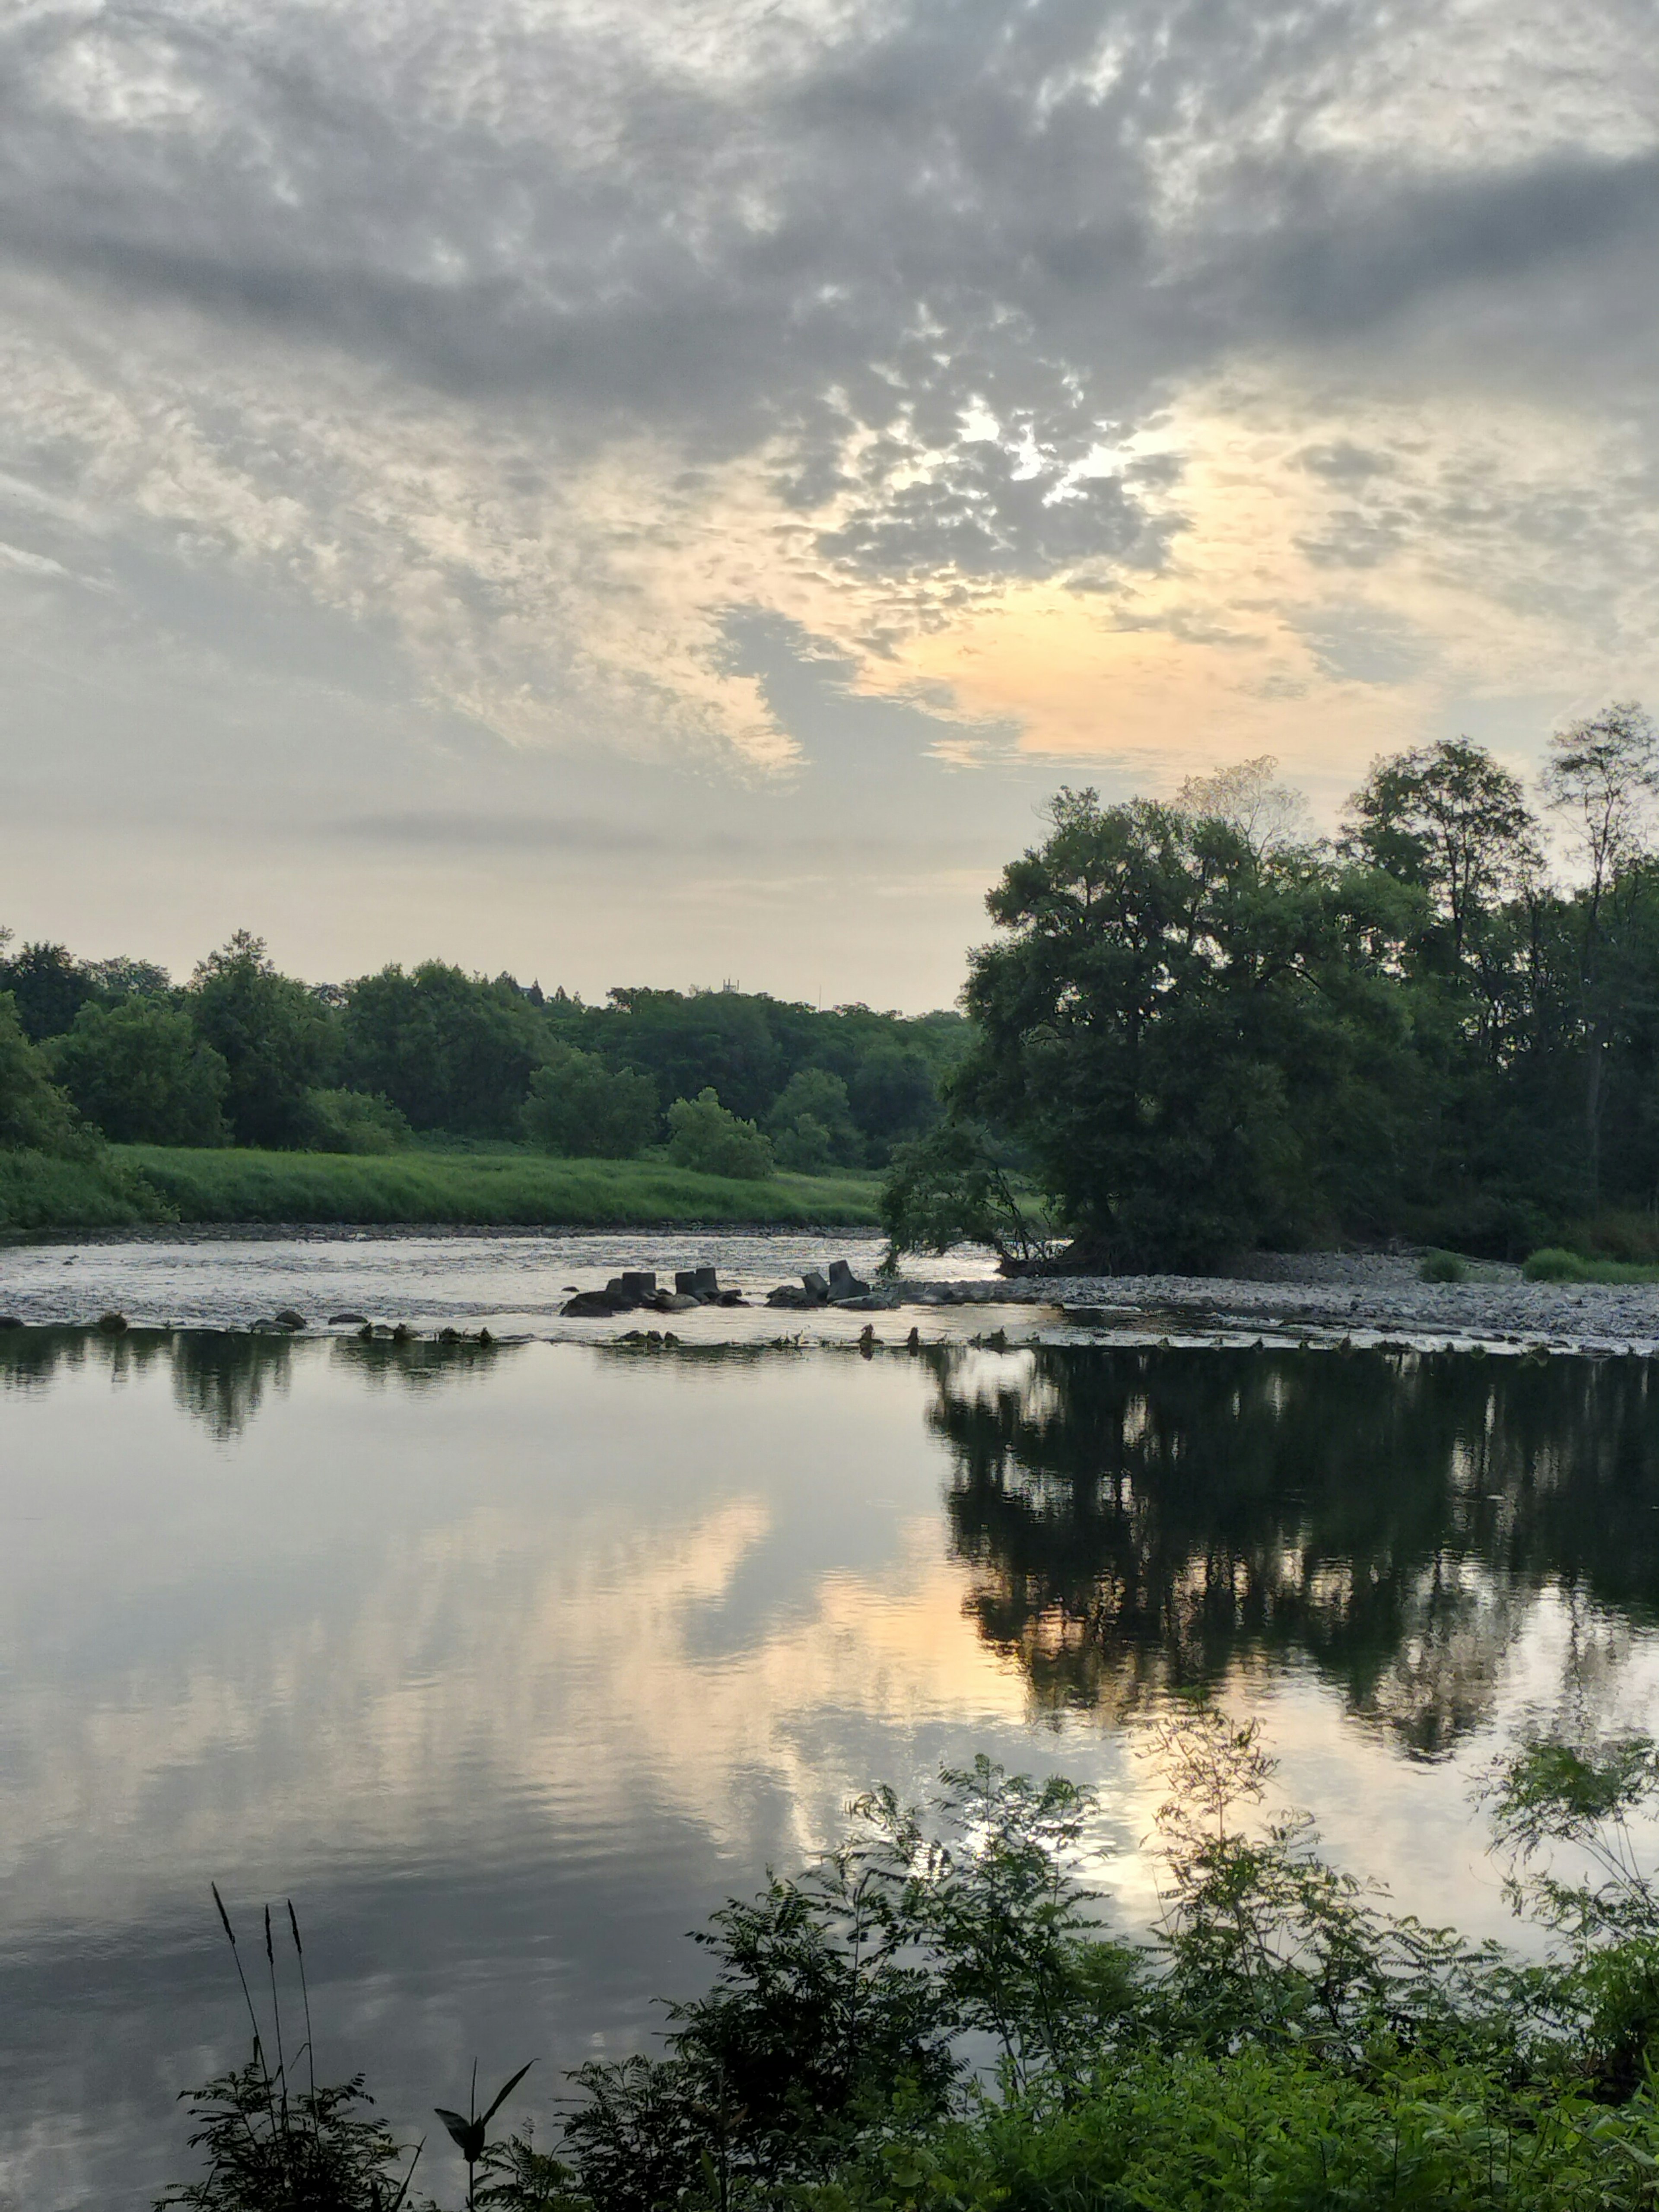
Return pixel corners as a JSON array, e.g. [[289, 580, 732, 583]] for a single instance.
[[115, 1144, 884, 1228], [0, 1147, 175, 1233]]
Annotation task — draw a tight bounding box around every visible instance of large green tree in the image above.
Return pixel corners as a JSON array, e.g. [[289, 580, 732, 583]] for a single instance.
[[948, 791, 1418, 1269], [48, 999, 230, 1146], [342, 963, 544, 1135], [189, 933, 336, 1149]]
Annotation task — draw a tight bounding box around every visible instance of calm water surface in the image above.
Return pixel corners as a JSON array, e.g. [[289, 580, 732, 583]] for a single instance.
[[3, 1309, 1659, 2207]]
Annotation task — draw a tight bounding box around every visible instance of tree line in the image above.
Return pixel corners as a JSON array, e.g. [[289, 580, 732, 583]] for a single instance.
[[0, 932, 965, 1179], [885, 702, 1659, 1268]]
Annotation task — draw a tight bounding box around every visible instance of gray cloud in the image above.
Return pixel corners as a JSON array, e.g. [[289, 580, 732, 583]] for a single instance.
[[4, 0, 1654, 604]]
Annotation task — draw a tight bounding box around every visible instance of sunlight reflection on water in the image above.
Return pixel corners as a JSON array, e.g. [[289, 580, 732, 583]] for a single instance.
[[2, 1326, 1658, 2207]]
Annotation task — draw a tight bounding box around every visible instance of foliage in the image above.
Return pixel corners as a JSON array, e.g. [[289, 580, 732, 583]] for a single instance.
[[156, 2064, 420, 2212], [0, 1144, 173, 1229], [521, 1048, 658, 1159], [343, 965, 547, 1138], [1419, 1249, 1468, 1282], [883, 706, 1659, 1268], [48, 998, 230, 1146], [766, 1068, 863, 1170], [939, 790, 1417, 1270], [190, 934, 337, 1150], [666, 1089, 775, 1180], [879, 1122, 1050, 1268], [300, 1087, 412, 1154], [0, 990, 87, 1154], [1523, 1247, 1585, 1282], [165, 1698, 1659, 2212], [435, 2063, 534, 2210], [118, 1143, 879, 1226], [1344, 737, 1541, 975]]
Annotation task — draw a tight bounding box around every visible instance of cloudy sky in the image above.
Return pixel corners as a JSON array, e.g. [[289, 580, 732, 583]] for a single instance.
[[2, 0, 1657, 1006]]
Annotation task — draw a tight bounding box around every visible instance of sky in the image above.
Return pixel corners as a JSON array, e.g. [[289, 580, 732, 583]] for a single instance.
[[2, 0, 1658, 1009]]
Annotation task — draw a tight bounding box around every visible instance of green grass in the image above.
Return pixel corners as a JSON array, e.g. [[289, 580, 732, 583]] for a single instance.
[[0, 1147, 175, 1233], [115, 1144, 885, 1228], [1523, 1244, 1659, 1284]]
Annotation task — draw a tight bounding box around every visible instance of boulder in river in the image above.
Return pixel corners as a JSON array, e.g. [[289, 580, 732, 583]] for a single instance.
[[274, 1309, 307, 1330], [0, 1314, 21, 1329], [329, 1311, 369, 1326], [564, 1289, 629, 1317], [95, 1311, 128, 1335]]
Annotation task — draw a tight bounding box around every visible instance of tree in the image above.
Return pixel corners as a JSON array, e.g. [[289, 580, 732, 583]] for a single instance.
[[1174, 754, 1311, 858], [765, 1067, 861, 1169], [342, 963, 545, 1135], [1540, 702, 1659, 1195], [0, 992, 85, 1153], [666, 1089, 775, 1179], [1343, 738, 1541, 975], [521, 1047, 658, 1158], [941, 790, 1415, 1269], [1542, 700, 1659, 919], [48, 999, 229, 1146], [189, 932, 336, 1148], [0, 940, 102, 1042]]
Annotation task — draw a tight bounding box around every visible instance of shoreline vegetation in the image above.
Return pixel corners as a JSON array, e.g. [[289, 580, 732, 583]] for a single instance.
[[0, 1144, 885, 1233], [12, 712, 1659, 1270], [162, 1712, 1659, 2211]]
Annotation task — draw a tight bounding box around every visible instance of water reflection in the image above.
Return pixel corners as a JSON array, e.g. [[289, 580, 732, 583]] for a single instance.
[[930, 1345, 1659, 1757], [0, 1326, 516, 1441]]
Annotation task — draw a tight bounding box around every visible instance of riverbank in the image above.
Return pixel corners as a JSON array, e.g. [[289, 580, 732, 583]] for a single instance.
[[0, 1144, 885, 1231]]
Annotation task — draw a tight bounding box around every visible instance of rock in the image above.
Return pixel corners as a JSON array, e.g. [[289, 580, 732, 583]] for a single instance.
[[620, 1271, 658, 1301], [95, 1311, 128, 1335], [827, 1259, 872, 1301], [801, 1270, 830, 1303], [357, 1322, 374, 1339], [273, 1309, 307, 1330], [768, 1284, 811, 1308], [0, 1314, 22, 1329], [438, 1325, 461, 1342], [836, 1292, 888, 1312], [477, 1328, 493, 1346], [661, 1292, 701, 1312], [329, 1311, 369, 1326], [563, 1290, 628, 1317], [676, 1267, 719, 1296], [391, 1323, 412, 1342], [713, 1290, 747, 1306]]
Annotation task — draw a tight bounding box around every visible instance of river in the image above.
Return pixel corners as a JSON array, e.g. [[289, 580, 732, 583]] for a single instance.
[[3, 1234, 1658, 2206]]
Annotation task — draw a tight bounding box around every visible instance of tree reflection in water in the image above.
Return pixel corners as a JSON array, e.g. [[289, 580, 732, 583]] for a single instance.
[[926, 1344, 1659, 1758], [0, 1325, 512, 1442]]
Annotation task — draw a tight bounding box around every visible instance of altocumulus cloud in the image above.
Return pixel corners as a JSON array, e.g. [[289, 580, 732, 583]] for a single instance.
[[2, 0, 1659, 880]]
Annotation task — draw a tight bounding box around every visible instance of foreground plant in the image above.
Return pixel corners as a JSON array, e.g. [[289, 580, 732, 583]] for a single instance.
[[166, 1709, 1659, 2210], [157, 1890, 423, 2212]]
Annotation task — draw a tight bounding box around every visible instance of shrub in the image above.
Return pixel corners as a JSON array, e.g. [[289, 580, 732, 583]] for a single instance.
[[1523, 1246, 1586, 1282], [1418, 1249, 1467, 1283], [772, 1110, 833, 1174], [48, 998, 229, 1146], [765, 1068, 861, 1166], [302, 1087, 411, 1154], [666, 1089, 774, 1180], [521, 1049, 658, 1159]]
